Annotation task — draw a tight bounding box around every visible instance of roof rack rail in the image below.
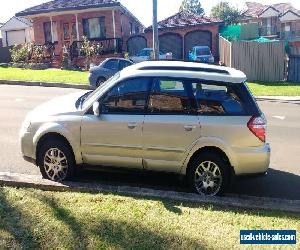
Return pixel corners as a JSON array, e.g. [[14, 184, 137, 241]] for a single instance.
[[137, 66, 230, 75]]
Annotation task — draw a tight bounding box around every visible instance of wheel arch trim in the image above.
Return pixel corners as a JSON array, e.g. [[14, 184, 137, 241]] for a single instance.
[[33, 122, 83, 165], [180, 137, 237, 175]]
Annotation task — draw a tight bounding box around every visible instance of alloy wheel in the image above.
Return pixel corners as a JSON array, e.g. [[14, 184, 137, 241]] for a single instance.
[[194, 161, 223, 196], [43, 148, 69, 181]]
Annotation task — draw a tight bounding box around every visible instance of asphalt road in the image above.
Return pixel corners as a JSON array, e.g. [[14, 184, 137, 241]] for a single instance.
[[0, 85, 300, 200]]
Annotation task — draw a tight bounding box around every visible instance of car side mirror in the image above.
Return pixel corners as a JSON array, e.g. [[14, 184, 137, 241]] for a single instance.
[[93, 101, 100, 116]]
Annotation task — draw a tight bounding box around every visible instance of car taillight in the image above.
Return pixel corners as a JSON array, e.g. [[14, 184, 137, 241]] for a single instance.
[[247, 116, 266, 142]]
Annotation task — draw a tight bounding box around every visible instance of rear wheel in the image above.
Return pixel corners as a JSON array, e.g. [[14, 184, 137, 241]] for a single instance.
[[188, 152, 229, 196], [96, 77, 106, 87], [38, 139, 75, 182]]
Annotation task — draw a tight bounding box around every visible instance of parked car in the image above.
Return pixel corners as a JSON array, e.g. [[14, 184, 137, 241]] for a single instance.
[[188, 46, 214, 63], [129, 48, 172, 63], [89, 58, 133, 87], [20, 61, 270, 196]]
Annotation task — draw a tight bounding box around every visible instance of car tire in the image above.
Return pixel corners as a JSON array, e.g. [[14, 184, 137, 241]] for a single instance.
[[37, 139, 75, 182], [96, 77, 106, 87], [187, 152, 229, 196]]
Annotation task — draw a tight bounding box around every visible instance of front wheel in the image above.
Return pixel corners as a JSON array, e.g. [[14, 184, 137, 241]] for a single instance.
[[188, 152, 229, 196], [38, 139, 75, 182]]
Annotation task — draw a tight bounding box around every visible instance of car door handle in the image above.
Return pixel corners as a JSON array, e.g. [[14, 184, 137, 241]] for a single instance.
[[128, 122, 138, 129], [184, 125, 196, 131]]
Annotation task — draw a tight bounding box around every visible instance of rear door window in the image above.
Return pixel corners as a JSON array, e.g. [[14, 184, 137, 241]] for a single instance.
[[148, 79, 194, 115], [119, 60, 132, 70]]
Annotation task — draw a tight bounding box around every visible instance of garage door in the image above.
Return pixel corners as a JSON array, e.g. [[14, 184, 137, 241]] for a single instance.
[[159, 33, 183, 60], [127, 36, 147, 56], [7, 30, 26, 46], [184, 30, 212, 60]]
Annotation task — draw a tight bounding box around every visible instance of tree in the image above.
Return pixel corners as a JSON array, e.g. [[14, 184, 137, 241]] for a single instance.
[[211, 1, 241, 25], [179, 0, 204, 16]]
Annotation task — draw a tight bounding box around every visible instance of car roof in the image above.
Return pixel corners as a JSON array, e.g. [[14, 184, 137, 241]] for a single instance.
[[120, 61, 247, 83]]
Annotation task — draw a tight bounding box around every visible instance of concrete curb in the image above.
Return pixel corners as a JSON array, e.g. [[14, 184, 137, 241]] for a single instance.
[[0, 172, 299, 214], [256, 96, 300, 101], [0, 79, 93, 90]]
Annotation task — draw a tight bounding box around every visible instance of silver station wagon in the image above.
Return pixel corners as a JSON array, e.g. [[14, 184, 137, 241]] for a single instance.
[[20, 61, 271, 196]]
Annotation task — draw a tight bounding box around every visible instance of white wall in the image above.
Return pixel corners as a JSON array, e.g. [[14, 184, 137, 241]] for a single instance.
[[280, 11, 300, 22], [0, 17, 33, 47]]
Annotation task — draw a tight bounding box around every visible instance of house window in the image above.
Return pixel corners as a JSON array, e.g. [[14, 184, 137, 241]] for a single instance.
[[63, 23, 70, 40], [71, 23, 77, 40], [83, 17, 106, 39], [129, 22, 133, 35], [135, 26, 140, 34], [44, 21, 58, 43]]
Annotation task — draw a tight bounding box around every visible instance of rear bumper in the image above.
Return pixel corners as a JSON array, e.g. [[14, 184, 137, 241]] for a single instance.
[[232, 143, 271, 176]]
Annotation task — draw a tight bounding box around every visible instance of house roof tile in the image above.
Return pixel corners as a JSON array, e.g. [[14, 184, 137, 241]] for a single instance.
[[243, 2, 300, 18], [146, 11, 223, 31], [16, 0, 120, 16]]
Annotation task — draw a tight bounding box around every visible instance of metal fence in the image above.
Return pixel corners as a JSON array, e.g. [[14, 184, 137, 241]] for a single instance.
[[0, 46, 12, 63], [219, 36, 286, 82], [288, 56, 300, 83]]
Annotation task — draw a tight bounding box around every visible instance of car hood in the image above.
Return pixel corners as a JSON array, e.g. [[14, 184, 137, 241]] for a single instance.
[[27, 91, 88, 121]]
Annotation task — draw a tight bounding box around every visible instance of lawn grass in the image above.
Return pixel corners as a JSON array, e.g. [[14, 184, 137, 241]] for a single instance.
[[0, 67, 89, 84], [247, 82, 300, 96], [0, 187, 299, 249]]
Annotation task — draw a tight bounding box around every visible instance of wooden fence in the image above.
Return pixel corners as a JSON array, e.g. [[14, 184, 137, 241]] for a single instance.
[[219, 36, 286, 82], [288, 56, 300, 83]]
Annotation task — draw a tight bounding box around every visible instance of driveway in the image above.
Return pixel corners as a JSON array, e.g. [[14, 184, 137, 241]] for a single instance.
[[0, 85, 299, 199]]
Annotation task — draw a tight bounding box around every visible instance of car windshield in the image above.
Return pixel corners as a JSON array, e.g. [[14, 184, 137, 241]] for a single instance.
[[196, 48, 211, 56], [82, 73, 120, 108]]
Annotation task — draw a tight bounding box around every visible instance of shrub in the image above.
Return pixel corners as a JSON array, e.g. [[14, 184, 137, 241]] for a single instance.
[[10, 43, 46, 64], [80, 36, 103, 69], [10, 43, 32, 63]]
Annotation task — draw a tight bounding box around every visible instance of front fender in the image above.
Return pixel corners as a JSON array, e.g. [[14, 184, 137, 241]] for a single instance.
[[33, 122, 83, 165], [180, 136, 237, 175]]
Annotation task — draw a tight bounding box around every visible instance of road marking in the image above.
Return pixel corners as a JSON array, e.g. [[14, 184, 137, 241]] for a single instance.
[[272, 116, 285, 120], [15, 98, 24, 102]]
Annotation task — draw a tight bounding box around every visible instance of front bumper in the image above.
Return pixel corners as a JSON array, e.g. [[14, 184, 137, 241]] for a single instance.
[[88, 73, 98, 87], [20, 131, 36, 165], [232, 143, 271, 176]]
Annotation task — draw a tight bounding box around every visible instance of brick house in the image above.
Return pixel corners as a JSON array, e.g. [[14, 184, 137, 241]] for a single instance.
[[241, 2, 300, 41], [15, 0, 144, 66], [126, 11, 223, 61]]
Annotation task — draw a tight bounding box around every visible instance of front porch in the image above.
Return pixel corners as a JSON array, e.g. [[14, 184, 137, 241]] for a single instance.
[[31, 9, 124, 67]]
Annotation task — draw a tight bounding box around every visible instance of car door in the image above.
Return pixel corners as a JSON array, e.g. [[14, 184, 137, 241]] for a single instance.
[[142, 78, 201, 173], [81, 77, 152, 169]]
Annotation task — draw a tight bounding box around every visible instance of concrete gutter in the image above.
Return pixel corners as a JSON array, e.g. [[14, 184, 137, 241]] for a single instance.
[[0, 79, 93, 90], [0, 172, 299, 214], [1, 79, 299, 101]]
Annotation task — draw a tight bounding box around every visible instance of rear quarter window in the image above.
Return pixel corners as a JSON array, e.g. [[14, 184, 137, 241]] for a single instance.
[[193, 82, 250, 116]]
